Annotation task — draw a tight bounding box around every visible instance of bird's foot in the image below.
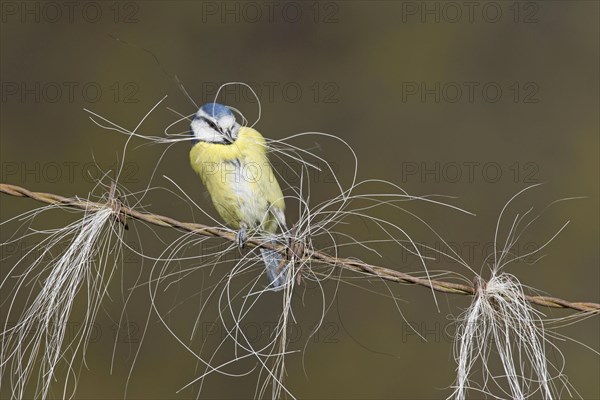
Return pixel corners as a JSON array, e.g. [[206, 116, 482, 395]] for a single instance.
[[236, 227, 248, 249]]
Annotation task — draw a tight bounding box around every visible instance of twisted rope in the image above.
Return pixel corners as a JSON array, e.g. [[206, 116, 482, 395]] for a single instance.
[[1, 182, 598, 314]]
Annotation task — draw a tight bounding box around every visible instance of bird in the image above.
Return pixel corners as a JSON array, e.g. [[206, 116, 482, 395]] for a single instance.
[[189, 102, 288, 290]]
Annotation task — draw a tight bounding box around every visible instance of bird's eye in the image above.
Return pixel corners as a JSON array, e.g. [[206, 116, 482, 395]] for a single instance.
[[205, 118, 220, 132]]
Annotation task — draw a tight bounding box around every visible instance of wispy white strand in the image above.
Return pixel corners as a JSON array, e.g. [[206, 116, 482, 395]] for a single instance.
[[0, 206, 123, 399], [450, 188, 577, 400]]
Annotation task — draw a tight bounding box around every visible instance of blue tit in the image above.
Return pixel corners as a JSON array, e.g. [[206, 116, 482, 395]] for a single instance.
[[189, 102, 288, 290]]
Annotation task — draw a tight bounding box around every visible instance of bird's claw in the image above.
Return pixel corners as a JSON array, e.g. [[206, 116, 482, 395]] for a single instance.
[[236, 227, 248, 249]]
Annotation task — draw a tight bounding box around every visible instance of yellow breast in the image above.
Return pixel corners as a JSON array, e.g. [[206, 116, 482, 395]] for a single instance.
[[189, 127, 285, 232]]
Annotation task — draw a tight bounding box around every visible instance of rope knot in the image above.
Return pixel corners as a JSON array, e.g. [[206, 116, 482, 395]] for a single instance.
[[107, 181, 128, 229], [473, 275, 487, 294]]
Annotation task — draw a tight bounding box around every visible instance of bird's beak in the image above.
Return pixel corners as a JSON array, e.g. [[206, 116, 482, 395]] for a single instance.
[[222, 128, 233, 143]]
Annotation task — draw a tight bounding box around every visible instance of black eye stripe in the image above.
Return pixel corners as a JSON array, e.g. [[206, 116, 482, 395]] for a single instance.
[[200, 116, 220, 132]]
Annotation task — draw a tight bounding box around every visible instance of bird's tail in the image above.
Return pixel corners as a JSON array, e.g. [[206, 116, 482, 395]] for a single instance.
[[260, 243, 288, 291]]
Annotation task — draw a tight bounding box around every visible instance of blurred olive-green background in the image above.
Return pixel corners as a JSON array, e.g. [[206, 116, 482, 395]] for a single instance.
[[1, 1, 598, 399]]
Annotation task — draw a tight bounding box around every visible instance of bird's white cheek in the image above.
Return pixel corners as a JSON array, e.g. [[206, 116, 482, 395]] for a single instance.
[[192, 123, 222, 143]]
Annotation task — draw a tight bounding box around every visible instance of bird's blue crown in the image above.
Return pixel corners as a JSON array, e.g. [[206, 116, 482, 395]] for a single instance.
[[199, 102, 232, 119]]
